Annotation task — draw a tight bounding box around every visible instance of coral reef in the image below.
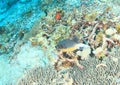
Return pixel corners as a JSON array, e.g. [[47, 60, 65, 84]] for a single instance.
[[0, 0, 120, 84], [28, 1, 120, 60], [16, 2, 119, 85], [17, 50, 120, 85]]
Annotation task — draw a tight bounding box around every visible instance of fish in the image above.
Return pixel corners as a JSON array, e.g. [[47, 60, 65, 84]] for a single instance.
[[55, 36, 91, 60], [55, 35, 79, 50]]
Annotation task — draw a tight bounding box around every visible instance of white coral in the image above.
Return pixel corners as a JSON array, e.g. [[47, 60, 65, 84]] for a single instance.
[[76, 43, 91, 60], [105, 28, 117, 36]]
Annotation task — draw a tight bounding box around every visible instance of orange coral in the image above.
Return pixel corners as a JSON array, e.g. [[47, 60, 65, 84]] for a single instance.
[[55, 11, 61, 20]]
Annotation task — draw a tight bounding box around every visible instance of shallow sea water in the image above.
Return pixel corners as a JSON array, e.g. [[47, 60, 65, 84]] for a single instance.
[[0, 0, 120, 85]]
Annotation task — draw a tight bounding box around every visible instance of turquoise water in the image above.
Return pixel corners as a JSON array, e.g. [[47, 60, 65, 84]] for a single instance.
[[0, 1, 50, 84]]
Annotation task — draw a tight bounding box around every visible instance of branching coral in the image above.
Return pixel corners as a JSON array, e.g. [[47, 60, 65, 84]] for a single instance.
[[70, 56, 120, 85], [17, 66, 73, 85]]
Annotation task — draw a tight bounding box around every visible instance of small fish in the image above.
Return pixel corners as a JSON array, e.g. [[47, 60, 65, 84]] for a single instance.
[[55, 11, 61, 20], [55, 36, 80, 52], [56, 37, 78, 50]]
